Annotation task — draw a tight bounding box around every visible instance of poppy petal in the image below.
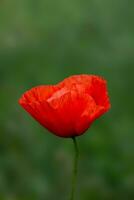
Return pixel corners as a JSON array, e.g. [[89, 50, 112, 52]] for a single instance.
[[47, 85, 98, 137], [19, 85, 59, 105]]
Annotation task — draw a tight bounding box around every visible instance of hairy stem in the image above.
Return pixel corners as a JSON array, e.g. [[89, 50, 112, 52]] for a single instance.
[[70, 137, 79, 200]]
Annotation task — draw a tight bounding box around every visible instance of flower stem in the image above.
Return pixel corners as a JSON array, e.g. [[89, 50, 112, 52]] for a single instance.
[[70, 137, 79, 200]]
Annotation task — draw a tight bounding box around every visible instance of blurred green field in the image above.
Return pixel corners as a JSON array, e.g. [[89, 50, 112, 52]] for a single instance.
[[0, 0, 134, 199]]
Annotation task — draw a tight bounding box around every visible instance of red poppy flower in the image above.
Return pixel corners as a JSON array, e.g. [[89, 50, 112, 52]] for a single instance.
[[19, 74, 111, 138]]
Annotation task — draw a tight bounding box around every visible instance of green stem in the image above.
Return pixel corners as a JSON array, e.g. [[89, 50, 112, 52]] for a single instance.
[[70, 137, 79, 200]]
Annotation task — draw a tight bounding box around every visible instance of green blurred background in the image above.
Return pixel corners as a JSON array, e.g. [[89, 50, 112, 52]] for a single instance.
[[0, 0, 134, 199]]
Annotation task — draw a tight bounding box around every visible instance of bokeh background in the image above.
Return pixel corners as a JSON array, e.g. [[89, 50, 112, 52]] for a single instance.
[[0, 0, 134, 199]]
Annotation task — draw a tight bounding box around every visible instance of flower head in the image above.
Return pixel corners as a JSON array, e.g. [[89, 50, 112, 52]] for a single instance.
[[19, 74, 111, 137]]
